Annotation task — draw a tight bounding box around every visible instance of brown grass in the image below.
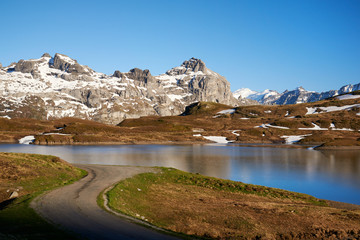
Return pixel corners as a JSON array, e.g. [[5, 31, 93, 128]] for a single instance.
[[108, 168, 360, 239], [1, 98, 360, 147]]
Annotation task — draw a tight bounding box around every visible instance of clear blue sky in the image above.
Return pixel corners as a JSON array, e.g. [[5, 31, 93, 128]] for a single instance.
[[0, 0, 359, 93]]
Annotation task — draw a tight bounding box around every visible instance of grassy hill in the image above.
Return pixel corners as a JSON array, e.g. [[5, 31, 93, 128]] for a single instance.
[[106, 168, 360, 239], [0, 152, 86, 239], [1, 92, 360, 147]]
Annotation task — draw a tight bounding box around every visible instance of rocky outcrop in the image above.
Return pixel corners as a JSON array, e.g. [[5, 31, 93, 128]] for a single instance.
[[14, 59, 39, 73], [0, 53, 242, 124], [51, 53, 93, 75]]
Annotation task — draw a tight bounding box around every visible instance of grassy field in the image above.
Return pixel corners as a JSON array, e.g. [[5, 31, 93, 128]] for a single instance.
[[0, 152, 87, 239], [107, 168, 360, 239]]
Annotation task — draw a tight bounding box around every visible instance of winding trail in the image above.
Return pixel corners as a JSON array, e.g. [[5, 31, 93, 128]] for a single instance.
[[31, 164, 180, 240]]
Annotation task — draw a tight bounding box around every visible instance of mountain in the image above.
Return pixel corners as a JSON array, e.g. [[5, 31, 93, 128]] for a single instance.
[[0, 54, 243, 124], [234, 84, 360, 105]]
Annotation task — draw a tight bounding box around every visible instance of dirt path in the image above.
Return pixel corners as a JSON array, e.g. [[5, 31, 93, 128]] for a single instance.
[[31, 164, 180, 240]]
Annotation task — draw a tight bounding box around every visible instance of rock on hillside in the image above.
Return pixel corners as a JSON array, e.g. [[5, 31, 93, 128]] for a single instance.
[[0, 54, 242, 124]]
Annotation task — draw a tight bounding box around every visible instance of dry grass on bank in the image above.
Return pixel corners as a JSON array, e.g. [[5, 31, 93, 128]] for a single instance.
[[107, 168, 360, 239]]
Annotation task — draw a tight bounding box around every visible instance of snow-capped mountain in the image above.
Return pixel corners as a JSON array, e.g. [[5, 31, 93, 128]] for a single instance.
[[234, 84, 360, 105], [234, 88, 280, 103], [0, 53, 242, 124]]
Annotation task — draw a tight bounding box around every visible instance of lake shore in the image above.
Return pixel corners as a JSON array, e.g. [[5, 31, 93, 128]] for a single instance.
[[6, 139, 360, 150]]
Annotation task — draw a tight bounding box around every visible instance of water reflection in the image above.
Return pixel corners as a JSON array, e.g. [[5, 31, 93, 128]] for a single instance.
[[1, 144, 360, 204]]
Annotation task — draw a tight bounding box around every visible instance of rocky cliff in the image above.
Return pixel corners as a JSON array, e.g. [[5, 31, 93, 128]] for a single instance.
[[0, 54, 242, 124]]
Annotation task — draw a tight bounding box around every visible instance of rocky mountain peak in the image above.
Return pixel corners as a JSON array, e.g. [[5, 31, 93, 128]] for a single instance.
[[182, 57, 206, 72], [166, 57, 207, 76], [52, 53, 93, 75], [14, 57, 44, 74], [296, 86, 305, 91], [42, 53, 51, 58], [113, 70, 124, 78], [127, 68, 154, 83]]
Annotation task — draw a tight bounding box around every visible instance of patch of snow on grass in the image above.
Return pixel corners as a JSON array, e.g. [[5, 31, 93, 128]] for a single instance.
[[306, 107, 318, 115], [19, 135, 35, 144], [193, 134, 202, 137], [299, 123, 328, 130], [217, 109, 236, 115], [329, 123, 354, 131], [203, 136, 231, 144], [306, 104, 360, 115], [255, 124, 289, 129], [254, 124, 268, 129], [231, 130, 240, 136], [264, 110, 271, 113], [0, 115, 11, 119], [281, 134, 312, 144], [336, 94, 360, 100], [43, 133, 71, 135], [267, 124, 289, 129], [240, 117, 250, 120]]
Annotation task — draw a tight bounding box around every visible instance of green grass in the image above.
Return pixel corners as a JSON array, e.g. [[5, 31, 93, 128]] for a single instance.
[[0, 152, 87, 239]]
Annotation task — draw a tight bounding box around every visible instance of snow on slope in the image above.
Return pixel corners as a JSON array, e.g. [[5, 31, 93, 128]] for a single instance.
[[233, 88, 257, 99], [233, 88, 280, 103], [0, 54, 239, 124]]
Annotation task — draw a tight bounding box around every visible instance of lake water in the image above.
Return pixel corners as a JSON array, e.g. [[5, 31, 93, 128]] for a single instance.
[[1, 144, 360, 205]]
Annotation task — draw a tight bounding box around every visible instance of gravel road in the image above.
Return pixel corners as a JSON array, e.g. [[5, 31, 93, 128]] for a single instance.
[[31, 164, 180, 240]]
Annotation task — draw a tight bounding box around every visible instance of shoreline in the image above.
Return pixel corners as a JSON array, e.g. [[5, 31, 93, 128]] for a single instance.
[[2, 140, 360, 150]]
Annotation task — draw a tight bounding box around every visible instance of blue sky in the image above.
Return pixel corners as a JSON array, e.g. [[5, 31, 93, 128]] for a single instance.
[[0, 0, 359, 92]]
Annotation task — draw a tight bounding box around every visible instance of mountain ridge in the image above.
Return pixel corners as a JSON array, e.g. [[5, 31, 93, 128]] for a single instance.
[[234, 83, 360, 105], [0, 53, 249, 124]]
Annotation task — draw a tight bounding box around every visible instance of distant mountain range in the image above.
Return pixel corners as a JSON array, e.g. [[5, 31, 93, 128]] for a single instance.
[[1, 53, 358, 125], [233, 83, 360, 105]]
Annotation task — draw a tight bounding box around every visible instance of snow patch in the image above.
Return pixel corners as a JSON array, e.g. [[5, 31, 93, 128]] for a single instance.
[[281, 134, 312, 144], [231, 130, 240, 136], [203, 136, 231, 144], [19, 135, 35, 144], [217, 109, 236, 115], [299, 123, 328, 130], [336, 94, 360, 100], [305, 107, 318, 115], [306, 104, 360, 115], [255, 123, 289, 129]]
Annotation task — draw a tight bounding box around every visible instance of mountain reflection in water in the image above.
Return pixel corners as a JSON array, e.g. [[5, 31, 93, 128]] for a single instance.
[[1, 144, 359, 204]]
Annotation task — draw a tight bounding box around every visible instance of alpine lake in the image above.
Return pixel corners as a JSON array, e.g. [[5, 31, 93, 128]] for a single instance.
[[1, 143, 360, 205]]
